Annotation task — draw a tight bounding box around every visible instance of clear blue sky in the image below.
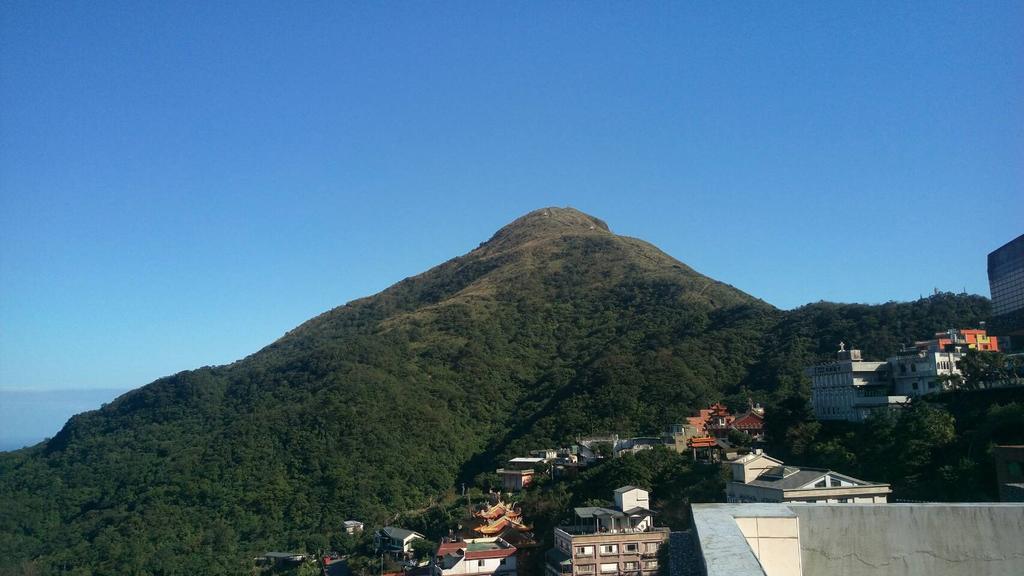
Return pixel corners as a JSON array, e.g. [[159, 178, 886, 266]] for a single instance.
[[2, 1, 1022, 397]]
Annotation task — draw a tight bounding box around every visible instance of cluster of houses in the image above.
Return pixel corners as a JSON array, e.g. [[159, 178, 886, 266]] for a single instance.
[[540, 452, 891, 576], [292, 398, 905, 576], [493, 402, 768, 491], [344, 455, 892, 576], [263, 327, 1024, 576], [807, 327, 1007, 422], [314, 445, 894, 576], [365, 498, 535, 576]]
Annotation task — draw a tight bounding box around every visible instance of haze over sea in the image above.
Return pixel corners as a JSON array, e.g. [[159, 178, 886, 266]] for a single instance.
[[0, 389, 127, 451]]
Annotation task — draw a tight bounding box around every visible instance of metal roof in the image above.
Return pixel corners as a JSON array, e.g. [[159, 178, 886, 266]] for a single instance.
[[379, 526, 424, 541], [615, 485, 644, 493], [747, 468, 884, 491], [574, 506, 626, 519], [623, 506, 656, 516]]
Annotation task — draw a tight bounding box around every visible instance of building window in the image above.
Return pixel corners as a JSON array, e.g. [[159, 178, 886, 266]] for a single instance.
[[814, 479, 827, 488], [577, 565, 595, 574], [830, 477, 841, 487], [623, 561, 639, 570], [600, 544, 618, 555], [625, 543, 638, 553], [600, 563, 618, 573], [644, 561, 658, 569], [478, 560, 486, 567], [577, 546, 594, 557], [644, 543, 659, 553]]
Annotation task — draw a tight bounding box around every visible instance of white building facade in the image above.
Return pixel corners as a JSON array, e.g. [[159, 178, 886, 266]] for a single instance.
[[808, 345, 906, 422], [545, 487, 668, 576], [889, 347, 963, 397]]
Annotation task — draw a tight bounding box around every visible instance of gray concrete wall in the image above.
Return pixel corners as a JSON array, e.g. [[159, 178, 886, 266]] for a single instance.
[[791, 503, 1024, 576]]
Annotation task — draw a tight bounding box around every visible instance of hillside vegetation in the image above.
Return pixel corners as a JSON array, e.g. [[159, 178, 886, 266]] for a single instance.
[[0, 207, 996, 576]]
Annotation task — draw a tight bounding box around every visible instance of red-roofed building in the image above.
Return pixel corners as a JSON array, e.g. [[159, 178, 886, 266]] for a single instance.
[[730, 410, 765, 441], [686, 402, 735, 438], [434, 538, 517, 576], [685, 402, 765, 441]]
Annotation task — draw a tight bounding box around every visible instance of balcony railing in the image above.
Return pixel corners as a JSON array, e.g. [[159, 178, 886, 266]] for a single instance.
[[555, 525, 670, 536]]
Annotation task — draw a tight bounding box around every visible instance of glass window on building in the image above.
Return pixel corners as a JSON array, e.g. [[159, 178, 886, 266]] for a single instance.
[[600, 545, 617, 555], [600, 563, 618, 573]]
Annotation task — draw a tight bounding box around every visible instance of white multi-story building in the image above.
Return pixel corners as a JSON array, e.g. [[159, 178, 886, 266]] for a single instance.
[[808, 333, 990, 422], [808, 344, 907, 422], [889, 346, 963, 397], [434, 538, 517, 576], [545, 487, 668, 576]]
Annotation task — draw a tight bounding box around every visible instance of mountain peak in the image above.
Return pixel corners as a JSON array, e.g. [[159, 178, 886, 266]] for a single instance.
[[484, 207, 611, 248]]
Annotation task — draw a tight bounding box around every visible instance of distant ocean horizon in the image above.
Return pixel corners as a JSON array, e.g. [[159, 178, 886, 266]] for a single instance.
[[0, 438, 45, 452], [0, 388, 129, 453]]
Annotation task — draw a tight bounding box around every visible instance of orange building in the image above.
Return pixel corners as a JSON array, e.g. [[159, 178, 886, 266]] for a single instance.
[[920, 328, 999, 352]]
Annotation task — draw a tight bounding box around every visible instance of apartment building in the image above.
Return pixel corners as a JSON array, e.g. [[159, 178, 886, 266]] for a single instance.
[[809, 329, 1000, 422], [808, 344, 905, 422], [545, 486, 668, 576]]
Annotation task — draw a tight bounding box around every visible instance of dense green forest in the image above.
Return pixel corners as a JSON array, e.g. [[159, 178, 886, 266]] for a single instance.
[[0, 208, 1002, 575]]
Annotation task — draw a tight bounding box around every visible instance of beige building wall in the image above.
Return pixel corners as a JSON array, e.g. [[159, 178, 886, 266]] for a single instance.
[[734, 515, 802, 576], [615, 487, 650, 512], [732, 454, 782, 484]]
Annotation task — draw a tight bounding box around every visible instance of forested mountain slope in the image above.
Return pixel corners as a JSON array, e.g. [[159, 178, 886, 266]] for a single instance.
[[0, 207, 992, 576]]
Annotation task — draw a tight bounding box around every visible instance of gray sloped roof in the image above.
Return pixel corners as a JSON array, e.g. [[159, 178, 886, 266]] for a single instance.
[[379, 526, 424, 540], [748, 468, 884, 491], [623, 506, 655, 516], [575, 506, 626, 518], [749, 469, 827, 490]]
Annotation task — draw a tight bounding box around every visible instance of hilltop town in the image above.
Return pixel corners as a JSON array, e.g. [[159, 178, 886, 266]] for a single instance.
[[267, 318, 1023, 576]]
